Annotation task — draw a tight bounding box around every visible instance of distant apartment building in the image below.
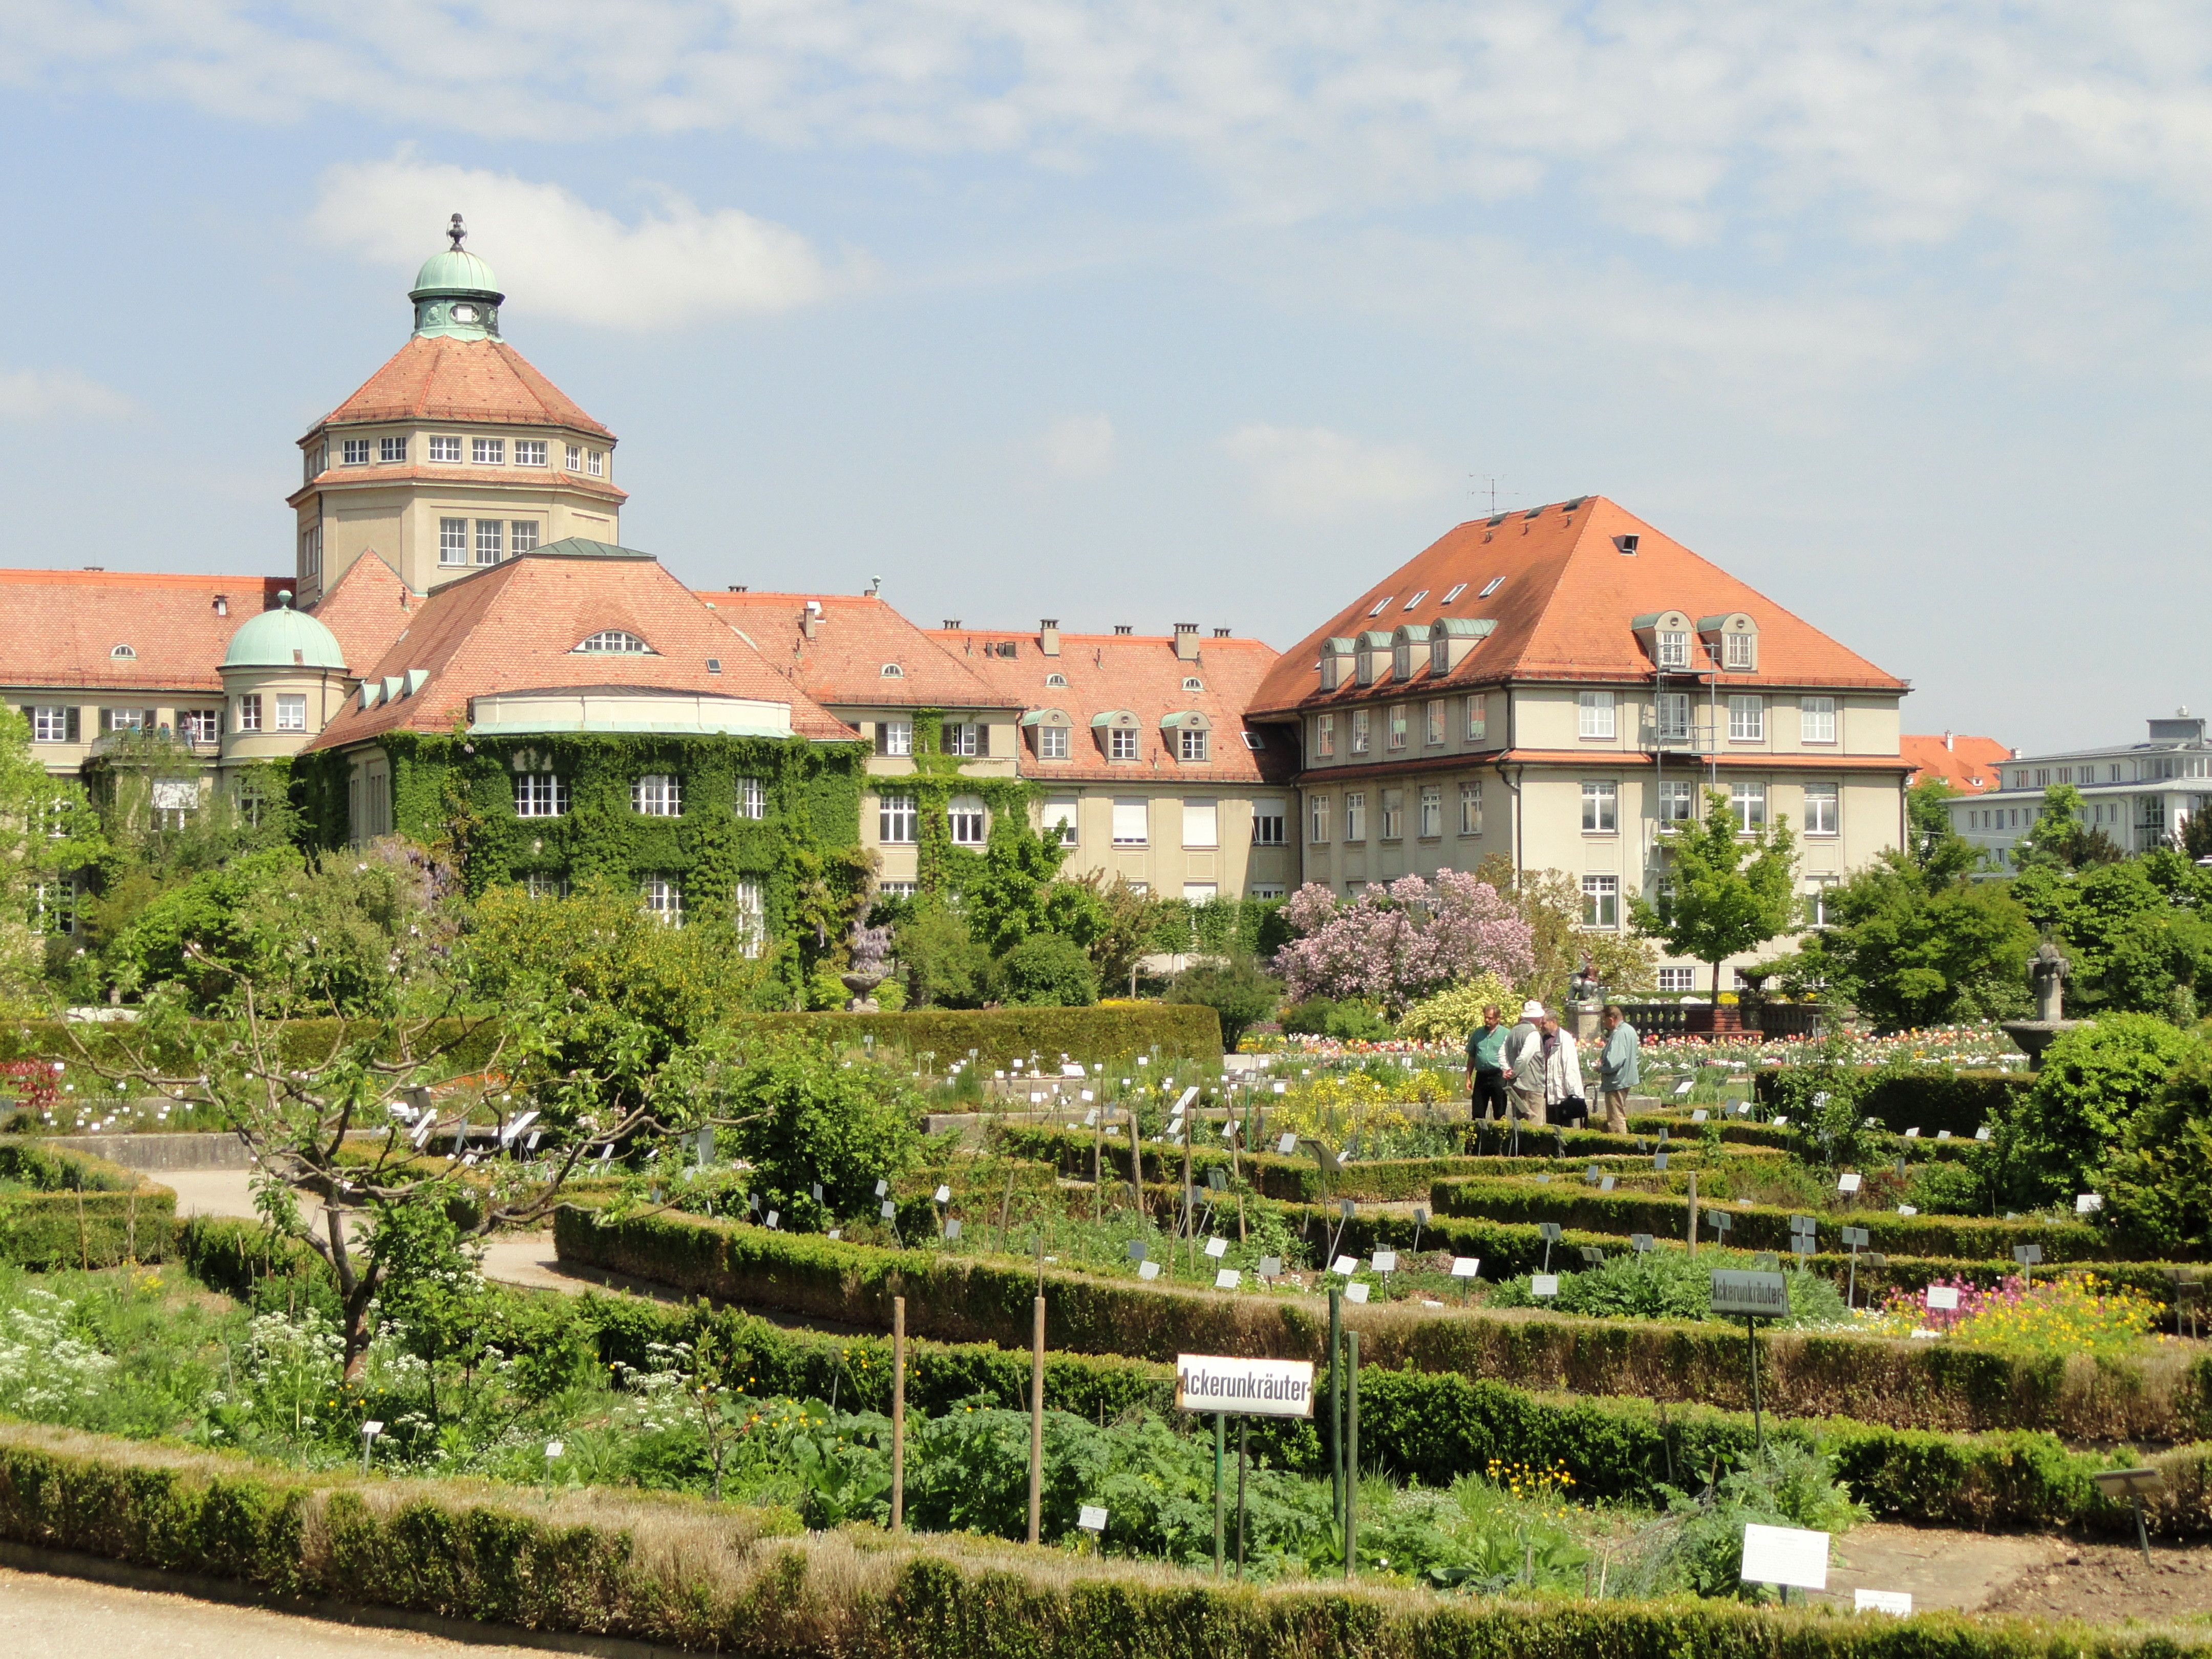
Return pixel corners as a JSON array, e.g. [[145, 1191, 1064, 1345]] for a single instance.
[[1903, 731, 2007, 794], [1949, 712, 2212, 864], [1244, 496, 1911, 989]]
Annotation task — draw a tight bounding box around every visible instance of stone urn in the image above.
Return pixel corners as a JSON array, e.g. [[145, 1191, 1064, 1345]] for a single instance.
[[2000, 936, 2086, 1069], [840, 967, 887, 1013]]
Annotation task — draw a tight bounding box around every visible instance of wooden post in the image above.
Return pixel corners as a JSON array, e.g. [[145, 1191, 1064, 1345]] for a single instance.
[[1327, 1287, 1344, 1523], [1343, 1329, 1360, 1580], [1213, 1410, 1225, 1578], [1027, 1294, 1045, 1545], [1182, 1105, 1195, 1271], [1128, 1101, 1144, 1214], [1687, 1172, 1698, 1257], [891, 1298, 906, 1534]]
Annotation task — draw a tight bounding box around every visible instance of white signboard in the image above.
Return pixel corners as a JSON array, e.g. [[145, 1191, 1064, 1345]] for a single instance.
[[1205, 1236, 1229, 1259], [1138, 1260, 1161, 1280], [1837, 1173, 1862, 1194], [2076, 1193, 2104, 1214], [1278, 1133, 1298, 1155], [1530, 1273, 1560, 1298], [1371, 1250, 1398, 1273], [1077, 1504, 1109, 1532], [1174, 1354, 1317, 1418], [1855, 1589, 1912, 1616], [1710, 1270, 1791, 1318], [1924, 1285, 1960, 1311], [1331, 1254, 1358, 1276], [1740, 1523, 1831, 1590], [1450, 1257, 1481, 1279], [1344, 1282, 1371, 1303], [1215, 1268, 1241, 1290]]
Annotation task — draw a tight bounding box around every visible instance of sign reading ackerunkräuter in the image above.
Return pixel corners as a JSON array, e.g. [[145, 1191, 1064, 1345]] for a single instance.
[[1175, 1355, 1317, 1418]]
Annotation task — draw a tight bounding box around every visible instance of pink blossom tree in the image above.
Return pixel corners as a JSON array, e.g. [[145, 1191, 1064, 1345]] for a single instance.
[[1273, 871, 1535, 1012]]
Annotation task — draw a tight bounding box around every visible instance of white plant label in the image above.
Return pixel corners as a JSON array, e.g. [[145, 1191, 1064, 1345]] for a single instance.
[[1278, 1133, 1298, 1155], [1691, 1109, 1708, 1122], [1215, 1269, 1241, 1290], [1838, 1173, 1862, 1193], [1450, 1257, 1481, 1279], [1174, 1354, 1317, 1417], [1205, 1236, 1229, 1259], [1344, 1282, 1371, 1303], [1371, 1250, 1398, 1274], [1741, 1523, 1831, 1590], [933, 1185, 952, 1204], [1896, 1204, 1918, 1216], [1332, 1255, 1358, 1276], [1531, 1274, 1560, 1298], [1078, 1504, 1109, 1532], [1924, 1285, 1960, 1310], [2076, 1193, 2104, 1214], [1856, 1589, 1912, 1615], [545, 1440, 564, 1459], [1138, 1261, 1162, 1280]]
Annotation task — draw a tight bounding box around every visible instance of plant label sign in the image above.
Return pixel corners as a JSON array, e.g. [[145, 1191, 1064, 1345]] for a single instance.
[[1077, 1504, 1109, 1533], [1138, 1261, 1162, 1280], [1709, 1271, 1790, 1318], [880, 1200, 897, 1219], [1257, 1255, 1282, 1277], [1278, 1133, 1299, 1155], [1538, 1223, 1563, 1242], [1843, 1227, 1869, 1247], [1450, 1257, 1481, 1278], [1371, 1250, 1398, 1273], [1691, 1109, 1709, 1122], [1215, 1269, 1241, 1290], [1741, 1523, 1830, 1590], [2076, 1193, 2104, 1214], [1205, 1236, 1229, 1258], [1175, 1354, 1317, 1418], [1345, 1282, 1371, 1303], [1331, 1254, 1358, 1276], [1905, 1127, 1921, 1139], [1837, 1173, 1862, 1194], [1855, 1589, 1912, 1615], [1531, 1274, 1560, 1298], [1629, 1233, 1654, 1253], [1975, 1127, 1992, 1142], [1924, 1285, 1960, 1310], [2013, 1244, 2043, 1266], [1600, 1176, 1617, 1192]]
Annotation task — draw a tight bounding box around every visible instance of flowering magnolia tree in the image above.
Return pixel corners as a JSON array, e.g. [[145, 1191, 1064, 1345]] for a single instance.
[[1273, 871, 1535, 1012]]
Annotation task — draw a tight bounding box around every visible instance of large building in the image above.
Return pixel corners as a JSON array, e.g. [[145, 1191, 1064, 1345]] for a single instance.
[[1903, 732, 2008, 795], [1948, 712, 2212, 866], [1244, 497, 1912, 988]]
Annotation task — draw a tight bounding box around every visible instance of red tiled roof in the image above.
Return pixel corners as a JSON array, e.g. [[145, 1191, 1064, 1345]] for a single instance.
[[306, 552, 416, 673], [0, 569, 288, 693], [308, 552, 855, 750], [1903, 733, 2009, 793], [315, 336, 615, 438], [290, 461, 626, 508], [703, 592, 1011, 710], [1248, 496, 1907, 717], [929, 627, 1294, 786]]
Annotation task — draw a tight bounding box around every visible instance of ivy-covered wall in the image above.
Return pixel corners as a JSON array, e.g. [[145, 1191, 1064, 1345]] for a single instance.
[[897, 707, 1041, 897]]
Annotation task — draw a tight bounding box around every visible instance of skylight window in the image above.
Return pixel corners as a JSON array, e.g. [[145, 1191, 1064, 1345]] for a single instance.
[[1478, 577, 1505, 598], [1367, 597, 1393, 617], [110, 644, 135, 659], [1402, 590, 1429, 610], [1440, 583, 1466, 604], [1045, 672, 1068, 688], [575, 630, 651, 654], [881, 663, 904, 677]]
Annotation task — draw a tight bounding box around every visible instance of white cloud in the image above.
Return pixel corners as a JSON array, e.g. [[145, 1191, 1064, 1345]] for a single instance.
[[1039, 413, 1116, 478], [1223, 425, 1452, 521], [0, 367, 132, 420], [309, 157, 844, 330]]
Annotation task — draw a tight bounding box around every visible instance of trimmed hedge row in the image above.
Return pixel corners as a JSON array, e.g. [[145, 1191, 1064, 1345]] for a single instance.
[[554, 1205, 2212, 1439], [1753, 1066, 2032, 1137], [11, 1424, 2212, 1658], [1432, 1175, 2119, 1262], [0, 1138, 176, 1267]]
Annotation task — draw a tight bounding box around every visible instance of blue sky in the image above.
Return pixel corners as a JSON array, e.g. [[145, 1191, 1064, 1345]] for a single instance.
[[5, 3, 2212, 751]]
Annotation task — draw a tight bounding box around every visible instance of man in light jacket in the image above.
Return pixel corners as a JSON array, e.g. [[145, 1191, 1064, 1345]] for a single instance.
[[1536, 1009, 1587, 1128], [1598, 1003, 1640, 1134], [1501, 1000, 1549, 1127]]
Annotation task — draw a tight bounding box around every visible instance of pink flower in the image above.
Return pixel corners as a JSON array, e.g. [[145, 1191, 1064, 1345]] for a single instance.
[[1273, 871, 1535, 1012]]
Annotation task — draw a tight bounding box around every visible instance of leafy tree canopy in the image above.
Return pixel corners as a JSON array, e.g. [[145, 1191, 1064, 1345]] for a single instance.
[[1627, 789, 1796, 997]]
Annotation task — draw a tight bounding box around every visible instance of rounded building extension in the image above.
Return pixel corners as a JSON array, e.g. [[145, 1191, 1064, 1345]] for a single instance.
[[222, 591, 346, 671]]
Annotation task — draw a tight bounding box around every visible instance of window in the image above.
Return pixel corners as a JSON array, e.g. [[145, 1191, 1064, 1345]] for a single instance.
[[515, 440, 547, 466], [1658, 778, 1695, 822], [1393, 640, 1414, 681], [1345, 791, 1367, 841], [642, 876, 683, 925], [1727, 695, 1764, 741], [301, 522, 321, 582], [110, 643, 135, 660], [472, 437, 505, 465], [1800, 696, 1837, 744], [728, 879, 763, 955], [1430, 634, 1450, 675], [941, 722, 981, 757], [1578, 689, 1617, 739], [1479, 577, 1504, 598], [28, 706, 75, 743], [1724, 631, 1755, 670], [380, 435, 406, 463], [1182, 676, 1203, 691], [588, 451, 604, 476], [1658, 966, 1695, 992], [1805, 878, 1835, 927], [1657, 691, 1691, 743], [1351, 709, 1371, 754], [1314, 713, 1334, 757], [1037, 724, 1069, 759], [475, 519, 503, 564], [1182, 800, 1219, 848], [1582, 779, 1618, 833], [1441, 583, 1466, 604], [1657, 629, 1690, 669], [1109, 726, 1139, 761], [1250, 883, 1286, 899], [515, 773, 569, 817], [1402, 590, 1429, 610], [1309, 794, 1331, 844], [1252, 798, 1286, 845], [1419, 785, 1442, 838], [566, 444, 583, 470], [1424, 700, 1444, 746], [1581, 875, 1619, 929], [1183, 882, 1218, 902], [1179, 726, 1209, 762], [1368, 596, 1394, 617], [1464, 693, 1486, 742], [182, 708, 219, 743], [879, 793, 917, 843], [1045, 672, 1068, 688], [430, 436, 463, 463], [1387, 705, 1408, 750], [879, 719, 912, 757], [881, 663, 904, 678], [275, 693, 306, 732], [878, 880, 918, 898], [1459, 780, 1483, 836], [734, 776, 765, 819], [1112, 798, 1148, 845], [439, 518, 469, 564], [107, 707, 145, 731], [31, 880, 74, 936], [1045, 797, 1079, 845], [511, 521, 540, 554], [632, 774, 682, 816], [341, 438, 369, 465], [1730, 781, 1766, 832], [1802, 781, 1839, 836], [576, 630, 650, 653], [236, 694, 261, 732]]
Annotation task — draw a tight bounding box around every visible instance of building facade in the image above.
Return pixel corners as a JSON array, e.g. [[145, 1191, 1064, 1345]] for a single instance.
[[1947, 713, 2212, 866], [1245, 497, 1912, 988], [1903, 732, 2007, 795]]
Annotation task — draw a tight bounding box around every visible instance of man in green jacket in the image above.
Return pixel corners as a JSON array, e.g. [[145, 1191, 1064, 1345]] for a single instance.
[[1464, 1004, 1508, 1122], [1598, 1003, 1640, 1134]]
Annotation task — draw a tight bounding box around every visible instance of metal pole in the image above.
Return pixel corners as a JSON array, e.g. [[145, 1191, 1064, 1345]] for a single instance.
[[1344, 1330, 1360, 1580], [1327, 1287, 1344, 1524], [1027, 1295, 1045, 1545], [2134, 1493, 2153, 1568], [891, 1297, 906, 1533], [1213, 1411, 1225, 1578], [1236, 1419, 1248, 1581], [1747, 1315, 1764, 1450], [1686, 1172, 1697, 1257]]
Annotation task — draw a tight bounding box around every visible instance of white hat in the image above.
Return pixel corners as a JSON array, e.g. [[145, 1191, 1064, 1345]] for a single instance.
[[1520, 999, 1546, 1020]]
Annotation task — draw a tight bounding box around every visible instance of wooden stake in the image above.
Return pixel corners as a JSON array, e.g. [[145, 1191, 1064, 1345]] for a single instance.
[[1027, 1294, 1045, 1545], [891, 1297, 906, 1533], [1687, 1172, 1698, 1257]]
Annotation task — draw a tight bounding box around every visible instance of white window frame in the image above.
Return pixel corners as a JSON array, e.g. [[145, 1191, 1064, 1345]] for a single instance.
[[515, 773, 569, 818], [1464, 693, 1486, 742], [472, 437, 505, 465], [183, 708, 219, 743], [236, 694, 261, 732], [1387, 705, 1408, 750], [947, 794, 987, 845], [1800, 696, 1837, 744], [1345, 791, 1367, 842], [1424, 699, 1444, 746], [880, 719, 913, 757], [734, 880, 765, 955], [1179, 726, 1210, 762], [1727, 695, 1764, 741], [565, 444, 583, 471], [475, 519, 503, 564], [1309, 794, 1332, 845], [1350, 710, 1370, 754], [439, 518, 469, 565], [274, 693, 307, 732], [511, 521, 540, 555], [1037, 724, 1070, 760], [1314, 712, 1334, 757], [1657, 966, 1695, 992], [30, 706, 70, 743], [1658, 778, 1695, 823], [1418, 785, 1441, 838], [1380, 789, 1403, 840], [1109, 726, 1139, 761], [1657, 630, 1689, 669], [1802, 781, 1839, 837], [429, 435, 463, 463], [1581, 779, 1618, 834], [588, 451, 604, 476], [1045, 797, 1079, 846], [1252, 798, 1286, 846], [1581, 874, 1619, 929], [1578, 689, 1617, 739], [1111, 797, 1148, 846], [1730, 780, 1767, 833], [1656, 691, 1691, 743], [341, 437, 370, 465], [515, 440, 548, 467], [642, 876, 683, 925], [735, 776, 766, 820], [879, 793, 917, 843], [379, 435, 406, 463], [1459, 780, 1482, 836], [576, 630, 650, 654], [1724, 630, 1756, 670], [632, 774, 682, 817], [941, 722, 981, 757]]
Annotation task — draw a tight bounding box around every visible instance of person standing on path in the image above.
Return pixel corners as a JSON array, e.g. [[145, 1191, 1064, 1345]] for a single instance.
[[1502, 1000, 1548, 1128], [1536, 1008, 1587, 1128], [1464, 1004, 1509, 1122], [1597, 1003, 1640, 1135]]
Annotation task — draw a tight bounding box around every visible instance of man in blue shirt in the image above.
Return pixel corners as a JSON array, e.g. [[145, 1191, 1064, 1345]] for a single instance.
[[1598, 1003, 1640, 1134], [1463, 1003, 1508, 1122]]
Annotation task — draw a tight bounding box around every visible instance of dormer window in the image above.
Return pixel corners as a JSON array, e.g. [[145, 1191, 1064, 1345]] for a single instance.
[[1023, 708, 1073, 761], [881, 663, 904, 677], [1093, 709, 1141, 761], [1698, 612, 1759, 673], [110, 644, 135, 659], [1163, 710, 1212, 763], [1478, 577, 1504, 598], [1402, 590, 1429, 610], [1045, 672, 1068, 688], [1725, 631, 1755, 670], [1182, 676, 1203, 691], [1659, 630, 1689, 668], [1633, 610, 1697, 672], [576, 630, 651, 654]]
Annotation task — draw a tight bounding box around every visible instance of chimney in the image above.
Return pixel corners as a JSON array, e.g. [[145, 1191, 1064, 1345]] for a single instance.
[[2010, 747, 2023, 760], [1114, 625, 1132, 636], [1174, 622, 1201, 662], [1211, 627, 1230, 639], [728, 584, 748, 592], [1943, 730, 1954, 751], [1039, 619, 1060, 656], [944, 619, 962, 631], [802, 599, 821, 641]]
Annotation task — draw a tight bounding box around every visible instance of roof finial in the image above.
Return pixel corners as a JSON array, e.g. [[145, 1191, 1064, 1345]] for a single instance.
[[447, 213, 466, 252]]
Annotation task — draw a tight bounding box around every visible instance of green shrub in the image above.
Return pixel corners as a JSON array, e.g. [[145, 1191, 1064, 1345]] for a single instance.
[[2105, 1044, 2212, 1256], [2009, 1014, 2198, 1204], [1487, 1248, 1847, 1328], [1754, 1065, 2030, 1138], [989, 933, 1099, 1007], [1279, 997, 1391, 1041], [0, 1140, 175, 1266], [727, 1040, 923, 1227], [1163, 959, 1282, 1051], [1395, 976, 1520, 1045]]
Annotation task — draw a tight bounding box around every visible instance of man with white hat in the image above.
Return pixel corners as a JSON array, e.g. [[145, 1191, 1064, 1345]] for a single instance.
[[1501, 1000, 1549, 1128]]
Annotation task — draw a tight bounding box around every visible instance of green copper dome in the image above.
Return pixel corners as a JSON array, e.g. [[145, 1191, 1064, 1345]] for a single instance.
[[409, 215, 504, 342], [223, 592, 346, 671]]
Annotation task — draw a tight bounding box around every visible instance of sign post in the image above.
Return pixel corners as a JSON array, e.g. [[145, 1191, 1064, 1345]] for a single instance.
[[2091, 1467, 2163, 1567], [1710, 1270, 1790, 1448], [1175, 1353, 1318, 1582]]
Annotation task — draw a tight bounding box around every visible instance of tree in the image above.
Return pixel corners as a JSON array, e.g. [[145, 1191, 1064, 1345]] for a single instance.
[[1473, 855, 1657, 1006], [0, 707, 105, 998], [2013, 783, 2124, 872], [1628, 788, 1796, 997], [2003, 1014, 2197, 1206], [1164, 958, 1282, 1051], [2104, 1044, 2212, 1256], [891, 900, 991, 1008], [727, 1037, 922, 1229], [1777, 837, 2033, 1029], [1904, 776, 1963, 866], [990, 932, 1099, 1006], [1073, 872, 1173, 996], [962, 813, 1074, 954], [2013, 849, 2212, 1014], [1271, 870, 1534, 1013]]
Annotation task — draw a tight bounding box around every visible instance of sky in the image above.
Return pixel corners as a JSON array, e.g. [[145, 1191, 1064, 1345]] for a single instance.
[[5, 3, 2212, 753]]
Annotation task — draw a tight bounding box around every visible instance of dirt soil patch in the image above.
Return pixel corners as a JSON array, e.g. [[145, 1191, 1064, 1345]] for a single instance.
[[1983, 1536, 2212, 1623]]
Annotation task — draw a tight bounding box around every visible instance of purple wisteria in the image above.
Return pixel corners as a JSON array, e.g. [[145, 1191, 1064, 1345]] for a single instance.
[[1272, 871, 1535, 1012]]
